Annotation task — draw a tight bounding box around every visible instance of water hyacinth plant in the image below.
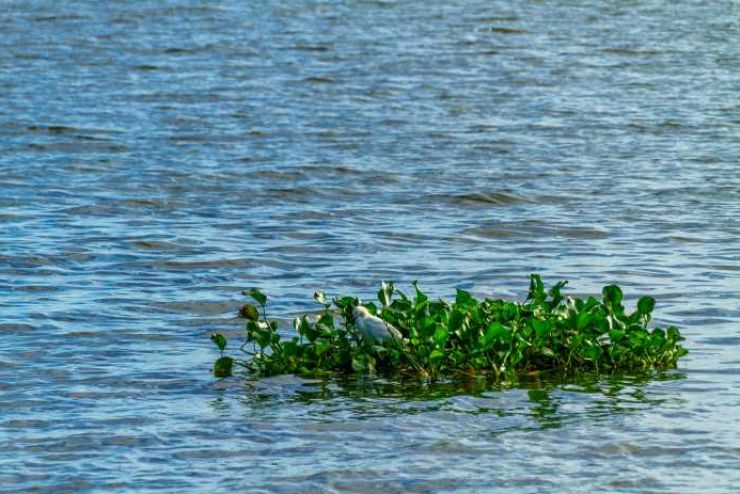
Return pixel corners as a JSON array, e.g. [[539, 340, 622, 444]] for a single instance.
[[211, 275, 687, 380]]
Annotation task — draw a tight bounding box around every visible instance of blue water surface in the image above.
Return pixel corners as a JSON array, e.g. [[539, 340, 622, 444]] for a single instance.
[[1, 1, 738, 492]]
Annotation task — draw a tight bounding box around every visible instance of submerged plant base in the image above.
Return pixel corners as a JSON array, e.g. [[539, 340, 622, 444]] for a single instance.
[[211, 275, 688, 380]]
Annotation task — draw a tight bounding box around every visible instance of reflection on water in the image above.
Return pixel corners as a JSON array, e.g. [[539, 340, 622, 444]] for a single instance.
[[233, 371, 687, 428], [1, 0, 739, 492]]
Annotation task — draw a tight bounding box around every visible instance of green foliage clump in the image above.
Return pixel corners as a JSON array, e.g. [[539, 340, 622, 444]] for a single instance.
[[211, 275, 687, 379]]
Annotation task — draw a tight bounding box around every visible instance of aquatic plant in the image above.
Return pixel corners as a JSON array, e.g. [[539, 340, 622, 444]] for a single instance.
[[211, 275, 687, 380]]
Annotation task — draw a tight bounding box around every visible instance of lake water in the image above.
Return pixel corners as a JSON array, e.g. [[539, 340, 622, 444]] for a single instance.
[[1, 1, 738, 492]]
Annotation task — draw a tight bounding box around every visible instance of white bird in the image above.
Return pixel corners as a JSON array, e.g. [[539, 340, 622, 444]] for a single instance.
[[352, 306, 403, 344]]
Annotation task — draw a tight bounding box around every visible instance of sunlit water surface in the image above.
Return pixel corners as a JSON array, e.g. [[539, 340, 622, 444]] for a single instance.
[[1, 1, 738, 492]]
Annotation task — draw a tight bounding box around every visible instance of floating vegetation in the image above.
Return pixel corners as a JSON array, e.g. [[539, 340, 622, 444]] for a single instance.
[[211, 275, 687, 380]]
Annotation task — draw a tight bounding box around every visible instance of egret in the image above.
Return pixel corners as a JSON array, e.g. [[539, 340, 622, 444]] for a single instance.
[[352, 306, 425, 374], [352, 306, 403, 343]]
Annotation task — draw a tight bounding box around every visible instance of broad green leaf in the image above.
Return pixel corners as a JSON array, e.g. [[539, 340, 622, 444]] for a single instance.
[[332, 296, 356, 308], [482, 322, 510, 346], [318, 313, 334, 328], [628, 330, 648, 347], [255, 328, 272, 348], [239, 303, 260, 321], [429, 349, 445, 366], [637, 296, 656, 316], [315, 342, 330, 357], [528, 274, 546, 304], [412, 281, 428, 305], [583, 346, 601, 361], [609, 329, 625, 342], [666, 326, 683, 342], [213, 356, 234, 378], [548, 280, 568, 305], [448, 309, 465, 332], [297, 316, 318, 342], [532, 319, 552, 338], [243, 288, 267, 306], [210, 333, 227, 353], [602, 285, 623, 308], [378, 281, 394, 307], [576, 312, 593, 330], [455, 288, 473, 306], [282, 340, 298, 357], [500, 302, 519, 321], [433, 325, 449, 347]]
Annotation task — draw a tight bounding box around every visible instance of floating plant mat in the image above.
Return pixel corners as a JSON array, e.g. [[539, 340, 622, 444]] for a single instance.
[[211, 275, 687, 380]]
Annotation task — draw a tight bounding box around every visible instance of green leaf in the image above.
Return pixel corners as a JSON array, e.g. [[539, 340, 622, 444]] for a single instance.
[[666, 326, 683, 343], [391, 297, 413, 314], [296, 316, 318, 342], [444, 350, 460, 365], [648, 330, 666, 352], [583, 345, 601, 361], [213, 356, 234, 378], [317, 313, 334, 331], [628, 330, 648, 347], [576, 312, 593, 330], [448, 309, 466, 333], [500, 302, 520, 321], [637, 296, 656, 316], [532, 319, 552, 338], [482, 322, 511, 346], [255, 329, 272, 348], [210, 333, 227, 353], [243, 288, 267, 306], [429, 349, 445, 366], [609, 329, 625, 342], [412, 281, 428, 305], [332, 296, 356, 309], [548, 280, 568, 305], [583, 296, 600, 311], [433, 326, 449, 347], [282, 340, 298, 357], [602, 285, 623, 308], [455, 288, 473, 306], [314, 342, 330, 357], [314, 290, 328, 305], [378, 281, 394, 307], [238, 303, 260, 321], [528, 274, 546, 304]]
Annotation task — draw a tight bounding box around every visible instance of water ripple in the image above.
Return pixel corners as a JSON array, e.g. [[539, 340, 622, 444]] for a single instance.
[[1, 0, 738, 492]]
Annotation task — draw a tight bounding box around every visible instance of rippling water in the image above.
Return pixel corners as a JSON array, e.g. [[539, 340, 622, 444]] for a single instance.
[[1, 1, 738, 492]]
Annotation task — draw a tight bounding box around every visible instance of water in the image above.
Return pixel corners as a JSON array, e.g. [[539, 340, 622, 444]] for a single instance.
[[1, 0, 738, 492]]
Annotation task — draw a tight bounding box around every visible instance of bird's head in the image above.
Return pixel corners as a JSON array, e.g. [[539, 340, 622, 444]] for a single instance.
[[353, 305, 371, 319]]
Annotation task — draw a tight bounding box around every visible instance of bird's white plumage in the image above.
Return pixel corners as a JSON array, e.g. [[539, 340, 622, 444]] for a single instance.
[[353, 306, 403, 343]]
